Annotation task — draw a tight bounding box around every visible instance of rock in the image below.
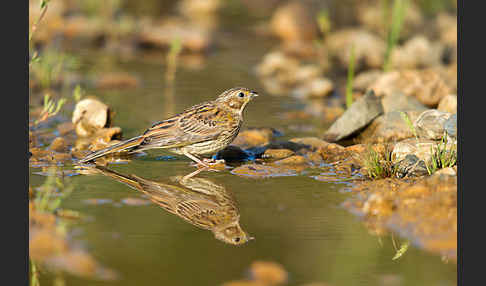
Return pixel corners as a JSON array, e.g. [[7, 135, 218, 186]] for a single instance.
[[318, 143, 349, 162], [72, 98, 110, 137], [262, 149, 295, 160], [231, 164, 296, 178], [291, 77, 334, 98], [390, 35, 443, 69], [50, 137, 68, 153], [437, 94, 457, 114], [368, 69, 451, 107], [73, 127, 123, 154], [345, 143, 391, 158], [323, 90, 384, 142], [293, 65, 324, 83], [444, 114, 457, 139], [216, 145, 250, 162], [289, 137, 337, 151], [249, 261, 288, 285], [177, 0, 222, 18], [392, 138, 455, 166], [381, 92, 428, 113], [273, 155, 308, 166], [138, 19, 212, 52], [29, 131, 37, 148], [436, 13, 457, 48], [57, 122, 75, 136], [414, 109, 453, 140], [395, 154, 429, 178], [270, 1, 318, 43], [256, 51, 300, 78], [325, 28, 386, 69], [434, 63, 457, 91], [264, 140, 308, 153], [353, 69, 383, 92], [61, 16, 105, 40], [434, 167, 457, 176], [357, 110, 422, 144], [232, 128, 282, 149]]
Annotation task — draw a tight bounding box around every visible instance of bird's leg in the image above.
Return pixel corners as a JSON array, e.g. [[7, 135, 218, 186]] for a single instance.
[[183, 151, 221, 172], [182, 167, 206, 181], [183, 151, 210, 168]]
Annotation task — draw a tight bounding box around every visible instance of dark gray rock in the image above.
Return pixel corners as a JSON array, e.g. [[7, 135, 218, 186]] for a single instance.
[[395, 154, 429, 178], [323, 90, 383, 142]]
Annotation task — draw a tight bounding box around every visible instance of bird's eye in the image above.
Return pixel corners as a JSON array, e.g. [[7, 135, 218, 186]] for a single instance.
[[234, 237, 241, 243], [238, 92, 245, 98]]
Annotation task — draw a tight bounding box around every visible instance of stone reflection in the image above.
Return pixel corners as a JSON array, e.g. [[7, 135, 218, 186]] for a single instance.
[[88, 165, 253, 245]]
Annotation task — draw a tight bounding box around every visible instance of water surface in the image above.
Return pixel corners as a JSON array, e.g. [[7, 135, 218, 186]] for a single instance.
[[29, 6, 456, 285]]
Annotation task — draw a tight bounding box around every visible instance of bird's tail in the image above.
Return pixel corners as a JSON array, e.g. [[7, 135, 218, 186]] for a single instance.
[[78, 136, 144, 163]]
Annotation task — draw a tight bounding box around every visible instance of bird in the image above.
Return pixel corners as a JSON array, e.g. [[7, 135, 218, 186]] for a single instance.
[[88, 165, 253, 245], [78, 87, 258, 167]]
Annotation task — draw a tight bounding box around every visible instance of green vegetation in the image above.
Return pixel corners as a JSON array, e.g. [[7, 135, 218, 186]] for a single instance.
[[383, 0, 408, 72], [30, 49, 80, 90], [30, 259, 40, 286], [316, 9, 331, 37], [345, 45, 356, 109], [73, 84, 84, 102], [419, 0, 456, 16], [400, 111, 418, 140], [33, 94, 67, 126], [362, 145, 397, 179], [34, 167, 73, 213], [166, 38, 183, 84], [392, 237, 410, 260], [425, 135, 457, 175]]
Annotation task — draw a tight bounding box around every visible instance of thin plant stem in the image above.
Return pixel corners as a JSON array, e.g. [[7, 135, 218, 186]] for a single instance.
[[383, 0, 408, 72], [345, 45, 356, 109]]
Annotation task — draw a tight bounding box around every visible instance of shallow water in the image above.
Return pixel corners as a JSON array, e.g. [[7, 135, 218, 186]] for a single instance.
[[29, 5, 457, 285]]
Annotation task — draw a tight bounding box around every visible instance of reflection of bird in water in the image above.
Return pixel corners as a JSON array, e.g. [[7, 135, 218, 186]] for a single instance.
[[89, 165, 253, 245]]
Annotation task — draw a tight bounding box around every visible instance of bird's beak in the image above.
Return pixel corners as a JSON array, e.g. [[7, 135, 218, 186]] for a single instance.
[[250, 91, 259, 97]]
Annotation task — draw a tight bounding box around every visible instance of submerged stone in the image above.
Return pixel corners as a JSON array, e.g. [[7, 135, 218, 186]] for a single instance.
[[262, 149, 295, 160], [50, 137, 68, 153], [231, 164, 296, 178]]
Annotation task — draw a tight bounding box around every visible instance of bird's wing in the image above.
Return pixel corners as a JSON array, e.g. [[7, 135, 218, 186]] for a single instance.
[[175, 200, 221, 229], [139, 102, 228, 149]]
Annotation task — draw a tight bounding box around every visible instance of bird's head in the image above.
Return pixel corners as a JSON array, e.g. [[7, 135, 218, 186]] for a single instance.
[[212, 220, 254, 245], [216, 87, 258, 114]]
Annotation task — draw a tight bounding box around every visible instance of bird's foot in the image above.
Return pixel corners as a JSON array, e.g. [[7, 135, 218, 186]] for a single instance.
[[191, 158, 225, 172]]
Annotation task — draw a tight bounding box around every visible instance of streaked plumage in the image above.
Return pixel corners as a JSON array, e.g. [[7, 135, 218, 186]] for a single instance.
[[90, 165, 253, 245], [79, 87, 258, 165]]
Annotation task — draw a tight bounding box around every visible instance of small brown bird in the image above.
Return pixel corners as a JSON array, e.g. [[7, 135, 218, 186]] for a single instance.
[[79, 87, 258, 166], [89, 165, 253, 245]]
